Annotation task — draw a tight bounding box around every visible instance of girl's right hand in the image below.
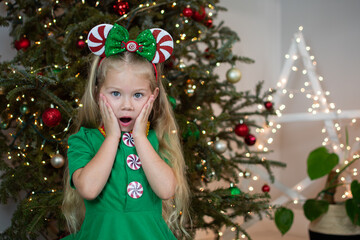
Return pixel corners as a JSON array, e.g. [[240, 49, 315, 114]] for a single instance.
[[99, 93, 121, 139]]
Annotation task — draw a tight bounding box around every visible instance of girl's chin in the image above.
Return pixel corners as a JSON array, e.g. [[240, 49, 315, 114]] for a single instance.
[[121, 127, 133, 133], [120, 122, 134, 132]]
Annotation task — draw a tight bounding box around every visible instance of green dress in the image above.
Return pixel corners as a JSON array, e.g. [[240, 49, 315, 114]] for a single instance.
[[63, 127, 177, 240]]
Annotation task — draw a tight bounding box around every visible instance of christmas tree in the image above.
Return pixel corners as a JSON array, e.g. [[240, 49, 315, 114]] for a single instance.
[[0, 0, 285, 239]]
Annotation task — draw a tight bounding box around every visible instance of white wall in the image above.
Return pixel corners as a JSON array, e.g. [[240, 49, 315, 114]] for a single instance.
[[1, 1, 360, 239]]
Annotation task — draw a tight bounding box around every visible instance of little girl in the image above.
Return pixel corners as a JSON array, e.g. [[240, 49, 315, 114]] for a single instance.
[[62, 23, 190, 239]]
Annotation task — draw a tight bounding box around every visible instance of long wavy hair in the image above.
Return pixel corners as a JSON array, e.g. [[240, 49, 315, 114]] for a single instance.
[[62, 52, 191, 238]]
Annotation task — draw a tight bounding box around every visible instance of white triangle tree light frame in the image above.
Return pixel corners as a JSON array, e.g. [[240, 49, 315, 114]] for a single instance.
[[239, 27, 360, 232]]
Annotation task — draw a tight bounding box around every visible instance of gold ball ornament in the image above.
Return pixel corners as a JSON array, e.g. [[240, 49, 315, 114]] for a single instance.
[[226, 67, 242, 83], [50, 154, 65, 168]]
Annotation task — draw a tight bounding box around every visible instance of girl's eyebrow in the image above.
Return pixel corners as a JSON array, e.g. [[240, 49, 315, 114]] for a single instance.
[[134, 88, 147, 91], [106, 87, 148, 92]]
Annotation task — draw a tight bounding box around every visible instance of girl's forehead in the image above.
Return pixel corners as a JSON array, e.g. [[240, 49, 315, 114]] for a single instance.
[[104, 68, 151, 88]]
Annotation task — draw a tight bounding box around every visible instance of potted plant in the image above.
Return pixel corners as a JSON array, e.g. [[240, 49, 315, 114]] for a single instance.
[[274, 146, 360, 239]]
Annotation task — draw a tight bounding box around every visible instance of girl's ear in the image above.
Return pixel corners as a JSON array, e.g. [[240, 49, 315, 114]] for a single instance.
[[153, 87, 160, 100]]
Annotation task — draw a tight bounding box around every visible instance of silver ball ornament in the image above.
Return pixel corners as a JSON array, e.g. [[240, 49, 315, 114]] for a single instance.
[[226, 67, 242, 83], [214, 140, 227, 153], [50, 154, 65, 168]]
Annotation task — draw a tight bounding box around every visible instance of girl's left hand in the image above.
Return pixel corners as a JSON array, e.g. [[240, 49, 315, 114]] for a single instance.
[[132, 94, 155, 139]]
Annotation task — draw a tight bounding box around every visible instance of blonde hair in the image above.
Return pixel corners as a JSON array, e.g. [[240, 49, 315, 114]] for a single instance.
[[62, 52, 191, 238]]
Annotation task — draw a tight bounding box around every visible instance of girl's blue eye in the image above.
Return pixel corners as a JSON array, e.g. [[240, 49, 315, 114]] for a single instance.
[[134, 93, 143, 98], [112, 91, 120, 97]]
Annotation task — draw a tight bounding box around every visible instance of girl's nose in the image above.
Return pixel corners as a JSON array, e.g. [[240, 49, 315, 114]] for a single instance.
[[121, 98, 134, 110]]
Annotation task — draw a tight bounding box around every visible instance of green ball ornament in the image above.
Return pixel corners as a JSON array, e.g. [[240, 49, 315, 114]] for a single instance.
[[196, 163, 203, 171], [226, 67, 242, 83], [168, 96, 177, 109], [183, 126, 200, 140], [19, 104, 30, 115], [229, 186, 242, 196], [52, 68, 61, 74], [0, 121, 9, 130]]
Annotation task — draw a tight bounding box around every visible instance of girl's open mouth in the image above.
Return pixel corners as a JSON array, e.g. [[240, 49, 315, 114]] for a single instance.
[[120, 117, 131, 123], [120, 117, 132, 127]]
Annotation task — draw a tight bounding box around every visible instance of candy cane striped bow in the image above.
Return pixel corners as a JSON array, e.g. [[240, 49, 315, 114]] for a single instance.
[[87, 23, 174, 64]]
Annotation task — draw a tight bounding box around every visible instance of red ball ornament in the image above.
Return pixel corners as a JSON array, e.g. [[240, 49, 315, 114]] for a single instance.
[[244, 134, 256, 146], [182, 7, 193, 17], [204, 48, 215, 59], [264, 101, 273, 110], [262, 184, 270, 193], [14, 37, 31, 51], [113, 0, 130, 16], [234, 123, 249, 137], [42, 108, 62, 127], [77, 39, 86, 49], [205, 18, 213, 28], [192, 6, 206, 21]]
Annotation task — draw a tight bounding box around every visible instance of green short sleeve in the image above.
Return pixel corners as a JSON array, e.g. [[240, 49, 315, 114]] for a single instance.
[[67, 127, 96, 188]]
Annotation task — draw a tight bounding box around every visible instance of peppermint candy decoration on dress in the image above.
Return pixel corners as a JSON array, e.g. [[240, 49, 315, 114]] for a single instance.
[[87, 24, 113, 58], [150, 28, 174, 64], [122, 132, 135, 147], [127, 181, 143, 199], [126, 154, 141, 170]]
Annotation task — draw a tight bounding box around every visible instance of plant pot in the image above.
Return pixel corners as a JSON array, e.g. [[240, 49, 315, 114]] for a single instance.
[[308, 204, 360, 240]]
